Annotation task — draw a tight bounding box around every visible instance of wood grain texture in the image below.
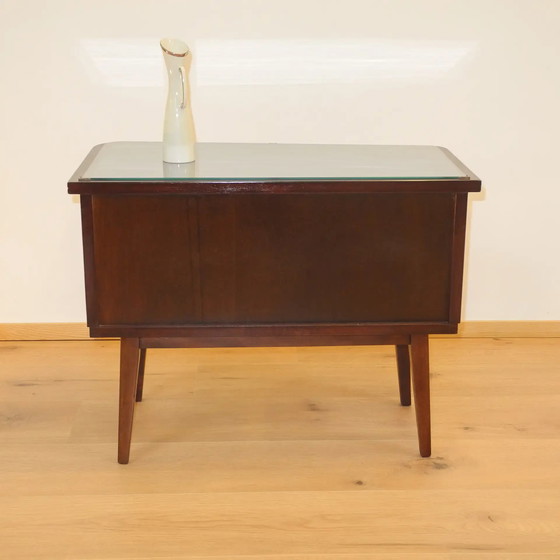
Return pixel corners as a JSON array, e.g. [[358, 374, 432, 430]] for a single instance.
[[51, 556, 560, 560], [453, 321, 560, 338], [1, 339, 560, 557], [2, 490, 560, 558], [395, 344, 411, 406], [0, 323, 92, 340], [136, 348, 147, 402], [410, 334, 431, 456], [448, 193, 468, 323], [196, 193, 455, 324], [91, 196, 197, 325], [118, 338, 140, 464], [86, 193, 456, 327], [3, 321, 560, 341]]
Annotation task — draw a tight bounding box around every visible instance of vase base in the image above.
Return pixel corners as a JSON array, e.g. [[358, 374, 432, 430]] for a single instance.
[[163, 144, 195, 164]]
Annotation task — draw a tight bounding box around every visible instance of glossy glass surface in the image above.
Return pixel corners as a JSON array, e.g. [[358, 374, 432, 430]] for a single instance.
[[80, 142, 467, 181]]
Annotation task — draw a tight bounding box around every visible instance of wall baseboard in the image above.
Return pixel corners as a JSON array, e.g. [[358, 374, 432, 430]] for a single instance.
[[441, 321, 560, 338], [1, 321, 559, 341], [0, 323, 91, 341]]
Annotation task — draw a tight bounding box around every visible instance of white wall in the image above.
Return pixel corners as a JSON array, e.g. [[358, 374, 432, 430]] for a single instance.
[[1, 0, 559, 322]]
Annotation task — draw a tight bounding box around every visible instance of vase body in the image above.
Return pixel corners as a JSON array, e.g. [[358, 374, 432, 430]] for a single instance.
[[160, 38, 195, 163]]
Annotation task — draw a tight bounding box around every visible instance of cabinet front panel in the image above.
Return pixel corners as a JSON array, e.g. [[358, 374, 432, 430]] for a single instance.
[[89, 193, 456, 326]]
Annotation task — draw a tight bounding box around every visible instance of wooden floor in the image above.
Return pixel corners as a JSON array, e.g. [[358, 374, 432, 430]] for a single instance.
[[1, 338, 560, 558]]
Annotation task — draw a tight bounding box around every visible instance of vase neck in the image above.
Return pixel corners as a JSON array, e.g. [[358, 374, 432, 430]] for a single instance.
[[160, 38, 189, 57]]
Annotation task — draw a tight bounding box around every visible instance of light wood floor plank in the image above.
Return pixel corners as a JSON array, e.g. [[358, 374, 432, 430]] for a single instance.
[[1, 490, 560, 558], [114, 556, 560, 560], [1, 339, 560, 558], [1, 438, 560, 497]]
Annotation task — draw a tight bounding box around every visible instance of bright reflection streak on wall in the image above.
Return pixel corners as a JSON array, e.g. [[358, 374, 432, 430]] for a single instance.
[[79, 38, 476, 87], [80, 38, 164, 87], [196, 39, 477, 85]]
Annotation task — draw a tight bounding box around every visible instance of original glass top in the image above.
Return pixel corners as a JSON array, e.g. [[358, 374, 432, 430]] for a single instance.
[[80, 142, 467, 181]]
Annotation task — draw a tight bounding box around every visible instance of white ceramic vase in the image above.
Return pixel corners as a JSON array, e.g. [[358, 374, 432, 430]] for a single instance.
[[160, 38, 196, 163]]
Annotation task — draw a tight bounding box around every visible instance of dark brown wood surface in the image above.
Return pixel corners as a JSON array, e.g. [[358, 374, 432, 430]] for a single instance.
[[448, 193, 469, 324], [88, 192, 460, 330], [138, 334, 411, 349], [118, 337, 140, 464], [88, 322, 457, 339], [91, 196, 197, 325], [411, 334, 431, 457], [396, 344, 412, 406]]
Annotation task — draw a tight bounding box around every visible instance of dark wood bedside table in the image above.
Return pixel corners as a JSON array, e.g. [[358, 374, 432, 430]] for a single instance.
[[68, 142, 481, 463]]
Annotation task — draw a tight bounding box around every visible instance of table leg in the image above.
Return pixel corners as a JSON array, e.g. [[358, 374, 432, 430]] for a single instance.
[[395, 344, 411, 406], [136, 348, 147, 402], [410, 334, 431, 458], [118, 337, 140, 464]]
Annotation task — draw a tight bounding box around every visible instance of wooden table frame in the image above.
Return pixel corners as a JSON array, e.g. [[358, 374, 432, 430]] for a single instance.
[[69, 144, 481, 464]]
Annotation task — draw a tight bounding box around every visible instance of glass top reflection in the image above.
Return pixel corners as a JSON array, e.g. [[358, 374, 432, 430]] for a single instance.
[[80, 142, 466, 181]]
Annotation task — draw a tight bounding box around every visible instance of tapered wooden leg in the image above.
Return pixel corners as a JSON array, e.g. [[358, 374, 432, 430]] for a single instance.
[[410, 334, 431, 457], [136, 348, 147, 402], [395, 344, 411, 406], [118, 338, 140, 464]]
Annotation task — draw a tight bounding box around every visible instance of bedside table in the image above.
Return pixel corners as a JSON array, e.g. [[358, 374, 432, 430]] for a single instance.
[[68, 142, 481, 463]]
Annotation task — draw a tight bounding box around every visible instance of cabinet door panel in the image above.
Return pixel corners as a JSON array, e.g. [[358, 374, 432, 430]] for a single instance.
[[198, 193, 455, 323], [91, 196, 198, 325]]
